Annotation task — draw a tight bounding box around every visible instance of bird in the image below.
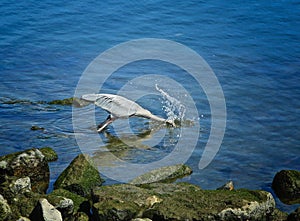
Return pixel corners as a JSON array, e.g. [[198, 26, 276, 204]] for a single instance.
[[81, 93, 175, 132]]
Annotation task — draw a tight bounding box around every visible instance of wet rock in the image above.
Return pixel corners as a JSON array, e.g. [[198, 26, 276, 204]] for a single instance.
[[92, 182, 275, 221], [54, 154, 104, 197], [272, 170, 300, 204], [30, 125, 45, 131], [129, 164, 192, 185], [48, 97, 75, 105], [0, 148, 52, 193], [48, 97, 90, 107], [47, 188, 90, 219], [30, 198, 62, 221], [39, 147, 58, 162], [0, 194, 12, 220], [288, 207, 300, 221], [217, 180, 234, 191]]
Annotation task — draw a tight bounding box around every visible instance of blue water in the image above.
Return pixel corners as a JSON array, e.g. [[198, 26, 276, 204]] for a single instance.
[[1, 0, 299, 212]]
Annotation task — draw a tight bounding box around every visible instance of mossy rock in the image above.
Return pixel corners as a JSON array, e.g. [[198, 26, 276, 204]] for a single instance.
[[48, 97, 90, 107], [47, 188, 90, 218], [54, 154, 104, 197], [0, 148, 50, 194], [48, 97, 75, 105], [130, 164, 192, 185], [272, 170, 300, 205], [39, 147, 58, 162], [92, 182, 275, 221]]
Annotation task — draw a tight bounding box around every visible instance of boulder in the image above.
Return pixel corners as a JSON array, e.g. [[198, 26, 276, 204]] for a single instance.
[[54, 154, 104, 197], [47, 188, 90, 219], [29, 198, 62, 221], [129, 164, 192, 184], [272, 170, 300, 204], [0, 148, 54, 193], [92, 182, 276, 221]]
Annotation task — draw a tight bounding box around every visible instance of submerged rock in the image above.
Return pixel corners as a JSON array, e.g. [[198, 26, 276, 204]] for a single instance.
[[0, 148, 53, 193], [92, 182, 275, 221], [30, 125, 45, 131], [48, 97, 90, 107], [129, 164, 192, 185], [29, 198, 62, 221], [54, 154, 104, 197], [272, 170, 300, 205]]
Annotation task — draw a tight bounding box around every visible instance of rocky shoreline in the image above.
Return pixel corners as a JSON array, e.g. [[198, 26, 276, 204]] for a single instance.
[[0, 147, 299, 221]]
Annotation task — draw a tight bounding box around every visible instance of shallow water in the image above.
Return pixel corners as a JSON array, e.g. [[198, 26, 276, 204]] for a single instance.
[[1, 0, 299, 212]]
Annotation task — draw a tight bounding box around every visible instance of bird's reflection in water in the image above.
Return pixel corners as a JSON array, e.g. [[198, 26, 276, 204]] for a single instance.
[[91, 119, 195, 168]]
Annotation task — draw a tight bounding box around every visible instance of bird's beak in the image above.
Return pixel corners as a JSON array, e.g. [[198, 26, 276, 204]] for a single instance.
[[166, 119, 176, 127]]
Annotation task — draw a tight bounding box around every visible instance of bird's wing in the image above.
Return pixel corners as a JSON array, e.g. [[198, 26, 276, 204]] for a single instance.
[[94, 94, 141, 118]]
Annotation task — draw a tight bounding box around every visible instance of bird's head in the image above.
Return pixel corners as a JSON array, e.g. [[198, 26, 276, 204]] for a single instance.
[[166, 119, 176, 127]]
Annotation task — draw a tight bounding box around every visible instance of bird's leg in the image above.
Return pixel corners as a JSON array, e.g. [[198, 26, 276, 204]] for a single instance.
[[97, 115, 116, 132]]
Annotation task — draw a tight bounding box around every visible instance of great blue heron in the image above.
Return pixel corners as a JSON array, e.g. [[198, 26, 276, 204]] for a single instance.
[[81, 93, 175, 132]]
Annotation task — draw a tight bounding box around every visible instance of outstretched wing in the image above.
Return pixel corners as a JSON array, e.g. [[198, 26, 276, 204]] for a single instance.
[[82, 94, 143, 118]]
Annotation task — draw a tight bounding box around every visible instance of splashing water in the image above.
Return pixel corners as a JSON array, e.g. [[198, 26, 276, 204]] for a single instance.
[[155, 84, 186, 121]]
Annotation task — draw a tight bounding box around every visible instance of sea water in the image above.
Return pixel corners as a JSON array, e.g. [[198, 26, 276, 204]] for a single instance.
[[0, 0, 299, 212]]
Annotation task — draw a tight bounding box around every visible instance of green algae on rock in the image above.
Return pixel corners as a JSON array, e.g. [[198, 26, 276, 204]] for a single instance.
[[129, 164, 192, 185], [0, 148, 52, 194], [92, 182, 276, 221], [39, 147, 58, 162], [54, 154, 104, 197], [272, 170, 300, 205], [47, 97, 90, 107], [46, 188, 90, 220]]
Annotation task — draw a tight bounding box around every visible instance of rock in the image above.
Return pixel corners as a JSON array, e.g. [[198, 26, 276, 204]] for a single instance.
[[54, 154, 104, 197], [288, 207, 300, 221], [272, 170, 300, 204], [39, 147, 58, 162], [0, 194, 12, 220], [129, 164, 192, 184], [74, 212, 90, 221], [16, 217, 31, 221], [92, 182, 275, 221], [47, 188, 90, 219], [30, 198, 62, 221], [0, 148, 52, 193], [1, 178, 41, 219], [30, 125, 45, 131], [10, 177, 31, 194], [269, 208, 288, 221], [48, 97, 75, 105], [131, 218, 152, 221], [217, 180, 234, 191], [48, 97, 90, 107]]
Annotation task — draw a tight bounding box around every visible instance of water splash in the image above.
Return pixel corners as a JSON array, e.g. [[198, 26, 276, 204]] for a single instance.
[[155, 84, 186, 121]]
